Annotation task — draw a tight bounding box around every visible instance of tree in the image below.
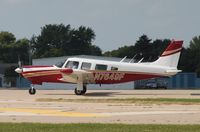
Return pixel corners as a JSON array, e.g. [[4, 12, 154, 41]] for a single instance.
[[69, 26, 96, 55], [189, 36, 200, 50], [182, 36, 200, 76], [150, 39, 170, 61], [31, 24, 71, 58], [103, 35, 170, 62], [0, 31, 16, 45], [0, 32, 30, 64], [104, 46, 135, 58], [90, 45, 102, 56], [0, 32, 30, 87], [134, 35, 152, 61], [15, 39, 30, 65], [31, 24, 101, 58], [178, 48, 190, 72]]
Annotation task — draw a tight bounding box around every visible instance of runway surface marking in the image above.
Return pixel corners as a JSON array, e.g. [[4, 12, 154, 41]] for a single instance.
[[0, 108, 199, 117], [0, 108, 100, 117], [97, 111, 200, 116]]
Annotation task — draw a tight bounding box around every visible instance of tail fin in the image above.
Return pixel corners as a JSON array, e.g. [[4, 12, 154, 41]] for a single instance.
[[152, 40, 183, 67]]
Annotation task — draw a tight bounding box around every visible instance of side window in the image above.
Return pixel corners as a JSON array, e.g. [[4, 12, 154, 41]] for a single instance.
[[111, 67, 118, 71], [95, 64, 108, 70], [65, 61, 79, 69], [81, 62, 91, 70]]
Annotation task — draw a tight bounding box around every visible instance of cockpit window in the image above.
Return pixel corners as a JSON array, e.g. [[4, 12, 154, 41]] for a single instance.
[[65, 61, 79, 69], [54, 60, 66, 68]]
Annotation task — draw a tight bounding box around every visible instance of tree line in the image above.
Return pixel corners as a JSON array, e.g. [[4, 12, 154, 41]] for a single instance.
[[0, 23, 200, 75], [31, 24, 102, 58]]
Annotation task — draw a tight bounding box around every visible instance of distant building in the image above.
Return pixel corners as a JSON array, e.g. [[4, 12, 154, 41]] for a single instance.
[[0, 74, 4, 87], [168, 72, 200, 89], [0, 63, 15, 87], [0, 63, 30, 88], [134, 72, 200, 89]]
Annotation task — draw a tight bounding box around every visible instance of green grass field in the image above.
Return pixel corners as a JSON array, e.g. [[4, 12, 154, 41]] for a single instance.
[[36, 98, 200, 105], [0, 123, 199, 132]]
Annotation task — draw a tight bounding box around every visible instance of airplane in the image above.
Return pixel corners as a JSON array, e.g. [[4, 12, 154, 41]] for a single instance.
[[15, 40, 183, 95]]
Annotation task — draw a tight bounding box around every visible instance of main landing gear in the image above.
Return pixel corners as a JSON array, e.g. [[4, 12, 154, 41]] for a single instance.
[[74, 85, 87, 95], [28, 84, 87, 95], [29, 85, 36, 95]]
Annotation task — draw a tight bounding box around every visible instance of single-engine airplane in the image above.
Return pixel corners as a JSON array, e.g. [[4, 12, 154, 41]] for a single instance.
[[15, 40, 183, 95]]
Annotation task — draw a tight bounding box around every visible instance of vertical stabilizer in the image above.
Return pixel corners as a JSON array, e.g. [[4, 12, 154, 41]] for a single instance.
[[152, 40, 183, 67]]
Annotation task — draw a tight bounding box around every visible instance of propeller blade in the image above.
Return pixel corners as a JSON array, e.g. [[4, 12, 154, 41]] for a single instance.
[[17, 55, 23, 72]]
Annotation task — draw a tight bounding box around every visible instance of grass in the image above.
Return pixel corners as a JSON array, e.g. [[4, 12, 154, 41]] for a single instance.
[[0, 123, 200, 132], [36, 98, 200, 105]]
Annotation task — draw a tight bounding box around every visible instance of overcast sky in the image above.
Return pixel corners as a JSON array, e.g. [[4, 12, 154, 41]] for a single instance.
[[0, 0, 200, 51]]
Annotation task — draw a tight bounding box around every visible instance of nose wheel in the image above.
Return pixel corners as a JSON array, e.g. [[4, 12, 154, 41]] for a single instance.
[[29, 85, 36, 95]]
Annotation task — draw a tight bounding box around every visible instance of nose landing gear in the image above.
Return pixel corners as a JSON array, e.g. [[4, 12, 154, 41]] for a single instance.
[[29, 85, 36, 95]]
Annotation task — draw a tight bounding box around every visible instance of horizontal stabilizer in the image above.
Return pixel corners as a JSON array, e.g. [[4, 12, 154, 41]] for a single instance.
[[165, 69, 182, 73]]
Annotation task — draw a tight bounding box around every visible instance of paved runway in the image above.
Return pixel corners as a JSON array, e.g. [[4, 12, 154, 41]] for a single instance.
[[0, 89, 200, 124]]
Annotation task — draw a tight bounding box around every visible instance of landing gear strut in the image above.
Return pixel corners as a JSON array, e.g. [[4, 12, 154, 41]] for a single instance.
[[29, 85, 36, 95], [74, 85, 87, 95]]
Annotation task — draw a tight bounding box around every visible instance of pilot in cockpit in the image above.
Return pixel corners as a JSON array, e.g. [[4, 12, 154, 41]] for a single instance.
[[65, 61, 79, 69], [72, 61, 79, 69]]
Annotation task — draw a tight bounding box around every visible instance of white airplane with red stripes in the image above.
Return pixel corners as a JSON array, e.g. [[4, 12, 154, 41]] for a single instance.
[[15, 40, 183, 95]]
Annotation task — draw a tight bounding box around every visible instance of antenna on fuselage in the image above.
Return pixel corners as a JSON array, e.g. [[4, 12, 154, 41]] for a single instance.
[[137, 58, 144, 63], [129, 54, 137, 63], [120, 56, 127, 62]]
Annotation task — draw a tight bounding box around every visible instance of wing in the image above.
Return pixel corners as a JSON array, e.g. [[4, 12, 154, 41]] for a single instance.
[[59, 68, 95, 84]]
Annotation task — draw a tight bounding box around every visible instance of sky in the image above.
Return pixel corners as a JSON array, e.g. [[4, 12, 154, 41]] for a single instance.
[[0, 0, 200, 52]]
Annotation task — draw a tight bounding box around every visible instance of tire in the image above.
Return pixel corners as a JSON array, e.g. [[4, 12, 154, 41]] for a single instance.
[[82, 85, 87, 94], [29, 88, 36, 95], [74, 88, 83, 95]]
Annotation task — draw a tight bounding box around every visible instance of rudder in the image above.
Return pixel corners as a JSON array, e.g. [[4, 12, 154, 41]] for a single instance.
[[152, 40, 183, 67]]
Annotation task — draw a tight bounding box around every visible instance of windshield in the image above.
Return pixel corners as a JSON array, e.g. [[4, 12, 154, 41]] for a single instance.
[[54, 60, 66, 68], [65, 61, 79, 69]]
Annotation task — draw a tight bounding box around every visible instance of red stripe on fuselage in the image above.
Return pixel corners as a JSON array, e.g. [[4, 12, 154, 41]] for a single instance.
[[22, 69, 59, 74], [27, 74, 64, 85], [23, 65, 52, 68]]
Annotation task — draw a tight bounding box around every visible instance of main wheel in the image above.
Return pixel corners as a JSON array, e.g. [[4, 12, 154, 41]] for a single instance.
[[74, 88, 83, 95], [29, 88, 36, 95], [74, 85, 87, 95], [82, 85, 87, 94]]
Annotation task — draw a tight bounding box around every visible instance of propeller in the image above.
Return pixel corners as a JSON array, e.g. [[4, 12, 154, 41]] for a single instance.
[[15, 55, 24, 88], [18, 56, 22, 69], [15, 55, 23, 74]]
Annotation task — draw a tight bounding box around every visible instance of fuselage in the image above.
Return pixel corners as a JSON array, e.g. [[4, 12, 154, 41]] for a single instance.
[[20, 57, 178, 85]]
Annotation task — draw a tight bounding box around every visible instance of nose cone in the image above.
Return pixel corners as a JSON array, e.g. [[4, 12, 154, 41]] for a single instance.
[[15, 68, 23, 74]]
